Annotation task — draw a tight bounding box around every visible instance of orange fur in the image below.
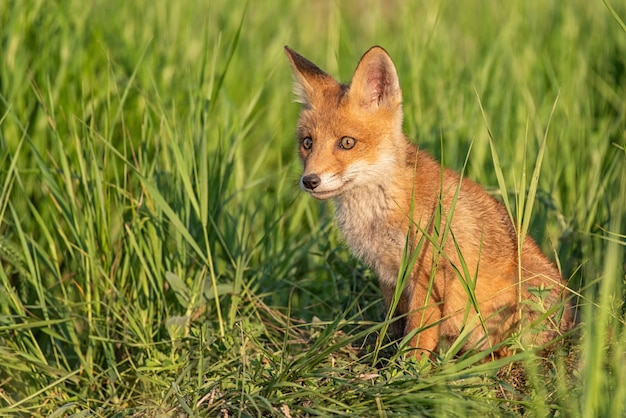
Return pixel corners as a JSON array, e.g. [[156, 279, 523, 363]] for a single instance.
[[285, 45, 573, 358]]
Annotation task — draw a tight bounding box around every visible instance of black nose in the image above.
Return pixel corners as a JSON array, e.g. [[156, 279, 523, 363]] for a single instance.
[[301, 174, 321, 190]]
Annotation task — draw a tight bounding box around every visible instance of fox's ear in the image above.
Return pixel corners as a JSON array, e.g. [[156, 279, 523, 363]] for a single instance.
[[350, 46, 401, 111], [284, 46, 336, 108]]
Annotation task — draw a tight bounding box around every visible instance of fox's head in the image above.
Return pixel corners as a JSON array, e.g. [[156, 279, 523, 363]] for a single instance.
[[285, 46, 405, 200]]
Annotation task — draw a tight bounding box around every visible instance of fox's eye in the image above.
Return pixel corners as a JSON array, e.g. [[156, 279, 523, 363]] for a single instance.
[[339, 136, 356, 150], [301, 137, 313, 150]]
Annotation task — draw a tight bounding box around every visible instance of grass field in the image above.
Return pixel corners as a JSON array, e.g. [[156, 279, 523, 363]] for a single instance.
[[1, 0, 625, 416]]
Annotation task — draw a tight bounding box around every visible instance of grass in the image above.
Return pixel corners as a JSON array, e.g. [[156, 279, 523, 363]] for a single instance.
[[0, 0, 625, 416]]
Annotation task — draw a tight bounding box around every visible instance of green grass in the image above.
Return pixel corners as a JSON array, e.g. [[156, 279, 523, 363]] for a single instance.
[[1, 0, 625, 416]]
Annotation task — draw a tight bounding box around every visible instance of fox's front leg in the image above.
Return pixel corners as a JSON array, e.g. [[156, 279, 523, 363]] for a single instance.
[[379, 281, 409, 339], [405, 278, 442, 358]]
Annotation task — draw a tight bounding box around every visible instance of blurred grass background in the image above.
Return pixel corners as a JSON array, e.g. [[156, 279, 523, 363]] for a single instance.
[[0, 0, 624, 416]]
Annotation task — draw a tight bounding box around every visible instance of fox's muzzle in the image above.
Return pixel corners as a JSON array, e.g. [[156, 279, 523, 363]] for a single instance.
[[301, 174, 321, 191]]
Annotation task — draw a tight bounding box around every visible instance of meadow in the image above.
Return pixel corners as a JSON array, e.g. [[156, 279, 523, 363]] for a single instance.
[[0, 0, 625, 416]]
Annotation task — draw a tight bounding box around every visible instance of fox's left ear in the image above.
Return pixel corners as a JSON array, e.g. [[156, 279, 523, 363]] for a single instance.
[[350, 46, 402, 112], [284, 46, 337, 108]]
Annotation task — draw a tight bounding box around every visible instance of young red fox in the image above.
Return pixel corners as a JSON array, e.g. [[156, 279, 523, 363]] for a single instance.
[[285, 45, 573, 358]]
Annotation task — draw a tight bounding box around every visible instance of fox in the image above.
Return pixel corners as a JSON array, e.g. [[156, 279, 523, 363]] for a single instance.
[[284, 45, 573, 359]]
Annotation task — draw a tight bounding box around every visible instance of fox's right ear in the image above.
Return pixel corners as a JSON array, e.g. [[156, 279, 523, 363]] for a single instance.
[[284, 46, 335, 108], [350, 46, 401, 112]]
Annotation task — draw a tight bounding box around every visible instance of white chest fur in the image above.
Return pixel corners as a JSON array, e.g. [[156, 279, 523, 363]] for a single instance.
[[333, 184, 407, 285]]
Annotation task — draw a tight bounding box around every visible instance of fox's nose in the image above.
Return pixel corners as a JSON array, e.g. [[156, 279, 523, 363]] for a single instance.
[[301, 174, 321, 190]]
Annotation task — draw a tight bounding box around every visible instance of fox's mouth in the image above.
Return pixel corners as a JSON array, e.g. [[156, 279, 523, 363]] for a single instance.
[[301, 175, 354, 200], [307, 188, 342, 200]]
